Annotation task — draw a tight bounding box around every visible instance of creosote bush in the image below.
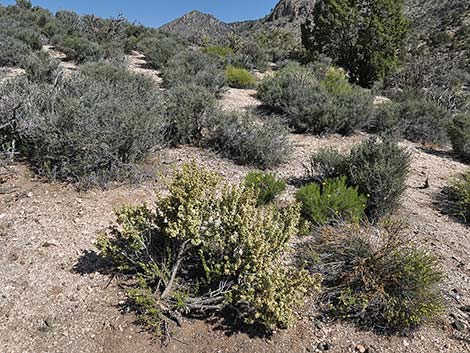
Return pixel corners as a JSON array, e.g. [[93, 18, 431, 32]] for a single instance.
[[295, 177, 367, 226], [447, 112, 470, 161], [0, 64, 164, 188], [444, 170, 470, 223], [98, 163, 321, 336], [257, 63, 374, 135], [209, 111, 292, 169], [307, 138, 411, 221], [302, 221, 443, 332], [244, 171, 286, 206], [225, 65, 256, 89]]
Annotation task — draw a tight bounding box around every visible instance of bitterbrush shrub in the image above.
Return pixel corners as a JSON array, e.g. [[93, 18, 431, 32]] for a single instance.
[[97, 163, 321, 337], [295, 177, 367, 226], [257, 63, 374, 135], [444, 170, 470, 223], [244, 171, 286, 206], [307, 138, 411, 222], [209, 111, 292, 169], [302, 221, 443, 333], [448, 112, 470, 161], [225, 65, 256, 89]]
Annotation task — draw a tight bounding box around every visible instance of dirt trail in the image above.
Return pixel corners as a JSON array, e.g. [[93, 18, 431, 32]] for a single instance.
[[127, 51, 163, 86], [42, 45, 79, 76]]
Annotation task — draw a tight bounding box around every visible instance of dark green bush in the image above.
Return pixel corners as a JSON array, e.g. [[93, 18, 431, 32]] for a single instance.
[[303, 222, 443, 332], [209, 112, 292, 169], [307, 138, 411, 221], [225, 65, 256, 89], [98, 163, 321, 335], [0, 66, 164, 188], [244, 171, 286, 206], [444, 170, 470, 223], [295, 177, 367, 226], [20, 50, 59, 83], [57, 35, 103, 63], [257, 63, 374, 135], [162, 49, 225, 97], [447, 112, 470, 161], [162, 83, 216, 146]]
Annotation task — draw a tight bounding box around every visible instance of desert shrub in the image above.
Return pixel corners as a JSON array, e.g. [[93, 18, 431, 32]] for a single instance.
[[20, 50, 60, 83], [237, 40, 270, 72], [0, 35, 30, 66], [203, 45, 233, 59], [302, 222, 443, 332], [136, 35, 184, 69], [307, 138, 411, 221], [57, 35, 103, 63], [244, 171, 286, 206], [365, 101, 402, 136], [162, 83, 216, 146], [162, 50, 225, 97], [209, 111, 292, 169], [225, 64, 254, 84], [447, 112, 470, 161], [444, 170, 470, 223], [295, 177, 367, 226], [97, 163, 321, 335], [16, 29, 42, 50], [257, 63, 374, 135], [397, 97, 449, 144], [225, 65, 256, 89], [0, 66, 164, 188]]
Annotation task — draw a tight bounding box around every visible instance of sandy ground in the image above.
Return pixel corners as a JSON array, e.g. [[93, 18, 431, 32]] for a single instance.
[[0, 50, 469, 353]]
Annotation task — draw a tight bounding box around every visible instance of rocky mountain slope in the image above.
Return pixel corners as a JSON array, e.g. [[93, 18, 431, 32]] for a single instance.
[[159, 10, 233, 42], [159, 0, 314, 42]]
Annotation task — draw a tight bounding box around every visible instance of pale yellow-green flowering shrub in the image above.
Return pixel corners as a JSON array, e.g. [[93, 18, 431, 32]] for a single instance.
[[98, 162, 321, 336]]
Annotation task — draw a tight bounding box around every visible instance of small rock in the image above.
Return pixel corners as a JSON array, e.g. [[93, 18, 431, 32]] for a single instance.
[[460, 305, 470, 313], [317, 341, 332, 351], [355, 344, 366, 353], [453, 319, 465, 331], [403, 339, 410, 347]]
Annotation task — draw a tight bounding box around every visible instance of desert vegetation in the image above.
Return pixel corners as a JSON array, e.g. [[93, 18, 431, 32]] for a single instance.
[[1, 0, 469, 352]]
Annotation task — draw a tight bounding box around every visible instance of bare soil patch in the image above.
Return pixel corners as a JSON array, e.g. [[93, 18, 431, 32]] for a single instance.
[[1, 136, 469, 353]]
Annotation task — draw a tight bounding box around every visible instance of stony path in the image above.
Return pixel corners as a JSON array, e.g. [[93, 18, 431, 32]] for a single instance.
[[42, 45, 79, 76], [127, 50, 163, 86]]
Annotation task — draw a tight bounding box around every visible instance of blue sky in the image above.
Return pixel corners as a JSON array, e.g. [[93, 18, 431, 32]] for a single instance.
[[1, 0, 280, 27]]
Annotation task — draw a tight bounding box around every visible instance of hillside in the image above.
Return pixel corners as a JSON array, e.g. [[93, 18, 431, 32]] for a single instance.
[[159, 10, 233, 42]]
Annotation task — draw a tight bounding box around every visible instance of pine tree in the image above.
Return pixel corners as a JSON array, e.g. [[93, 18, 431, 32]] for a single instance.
[[301, 0, 408, 87]]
